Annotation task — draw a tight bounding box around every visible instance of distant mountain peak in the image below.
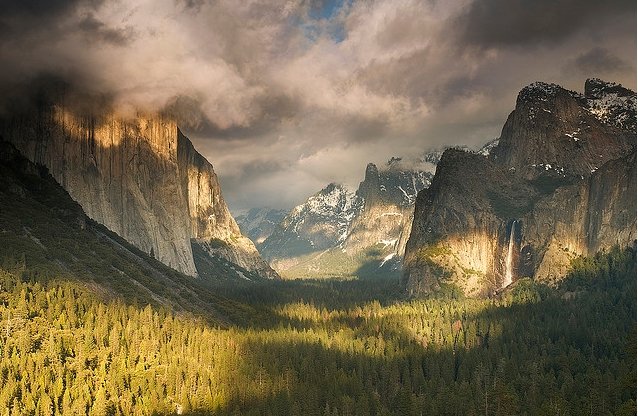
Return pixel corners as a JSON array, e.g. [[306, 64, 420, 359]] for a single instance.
[[235, 207, 287, 245]]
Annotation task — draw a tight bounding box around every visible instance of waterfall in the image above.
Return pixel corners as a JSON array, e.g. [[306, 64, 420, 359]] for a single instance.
[[503, 220, 517, 288]]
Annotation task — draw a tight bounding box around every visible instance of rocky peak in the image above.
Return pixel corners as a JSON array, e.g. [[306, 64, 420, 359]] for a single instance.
[[357, 163, 381, 203], [304, 183, 361, 216], [365, 162, 379, 178], [491, 79, 636, 180], [583, 78, 636, 134], [584, 78, 634, 99], [260, 182, 363, 260], [516, 82, 574, 106]]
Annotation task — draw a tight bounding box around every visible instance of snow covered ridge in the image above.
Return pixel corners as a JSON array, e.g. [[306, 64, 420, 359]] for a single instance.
[[517, 82, 570, 104], [476, 138, 499, 157], [585, 79, 636, 133], [517, 79, 636, 133], [293, 183, 363, 221], [282, 183, 363, 243]]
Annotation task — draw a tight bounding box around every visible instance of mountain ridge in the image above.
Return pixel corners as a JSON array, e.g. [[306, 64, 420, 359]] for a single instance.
[[404, 78, 637, 296], [260, 155, 437, 278]]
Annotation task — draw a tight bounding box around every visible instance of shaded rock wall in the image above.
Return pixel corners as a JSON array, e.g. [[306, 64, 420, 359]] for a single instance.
[[0, 103, 276, 278], [404, 80, 636, 296]]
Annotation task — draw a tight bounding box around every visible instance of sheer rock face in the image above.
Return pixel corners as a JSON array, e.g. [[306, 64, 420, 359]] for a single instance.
[[523, 152, 636, 284], [403, 150, 539, 296], [0, 103, 276, 279], [343, 160, 433, 258], [491, 81, 635, 180], [404, 79, 636, 296], [261, 160, 433, 278]]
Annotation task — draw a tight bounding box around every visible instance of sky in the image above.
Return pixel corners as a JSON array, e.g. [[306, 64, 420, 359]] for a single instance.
[[0, 0, 635, 211]]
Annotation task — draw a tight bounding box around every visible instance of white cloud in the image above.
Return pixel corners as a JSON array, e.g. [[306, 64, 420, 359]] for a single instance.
[[1, 0, 635, 210]]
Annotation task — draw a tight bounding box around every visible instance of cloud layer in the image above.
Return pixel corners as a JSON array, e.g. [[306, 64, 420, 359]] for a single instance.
[[1, 0, 635, 210]]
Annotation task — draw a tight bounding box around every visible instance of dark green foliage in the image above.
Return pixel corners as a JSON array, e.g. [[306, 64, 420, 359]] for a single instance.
[[486, 189, 533, 219], [0, 248, 635, 415], [530, 174, 575, 195]]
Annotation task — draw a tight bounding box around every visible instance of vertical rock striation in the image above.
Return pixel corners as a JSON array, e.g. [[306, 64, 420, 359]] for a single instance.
[[0, 100, 276, 279], [404, 79, 636, 296]]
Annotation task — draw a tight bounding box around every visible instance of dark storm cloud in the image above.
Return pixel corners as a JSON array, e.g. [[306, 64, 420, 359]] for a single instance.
[[170, 90, 302, 141], [1, 0, 85, 18], [0, 73, 115, 118], [569, 47, 630, 74], [0, 0, 635, 210], [456, 0, 635, 49], [77, 13, 134, 46], [0, 0, 103, 36], [0, 0, 129, 112]]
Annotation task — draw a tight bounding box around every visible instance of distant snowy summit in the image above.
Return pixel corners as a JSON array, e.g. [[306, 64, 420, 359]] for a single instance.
[[258, 147, 490, 278], [235, 208, 287, 245]]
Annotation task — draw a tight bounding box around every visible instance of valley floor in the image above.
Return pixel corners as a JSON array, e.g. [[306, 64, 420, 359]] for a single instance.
[[0, 248, 635, 415]]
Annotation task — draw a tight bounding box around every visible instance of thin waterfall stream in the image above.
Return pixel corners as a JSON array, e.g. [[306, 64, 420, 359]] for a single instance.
[[503, 220, 517, 288]]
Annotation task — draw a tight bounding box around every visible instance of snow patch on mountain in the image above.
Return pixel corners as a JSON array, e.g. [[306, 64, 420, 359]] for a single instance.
[[585, 78, 636, 133], [281, 183, 363, 245], [476, 138, 499, 157]]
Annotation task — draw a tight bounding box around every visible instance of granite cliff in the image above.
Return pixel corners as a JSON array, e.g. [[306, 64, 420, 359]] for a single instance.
[[404, 79, 636, 296], [261, 158, 434, 278], [0, 99, 276, 280]]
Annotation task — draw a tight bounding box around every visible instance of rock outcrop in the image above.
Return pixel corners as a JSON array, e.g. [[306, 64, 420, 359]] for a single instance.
[[491, 80, 635, 180], [261, 158, 434, 278], [404, 79, 636, 296], [0, 99, 276, 279], [259, 183, 363, 275]]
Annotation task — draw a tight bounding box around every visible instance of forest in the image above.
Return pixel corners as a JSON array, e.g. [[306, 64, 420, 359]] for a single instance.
[[0, 246, 635, 415]]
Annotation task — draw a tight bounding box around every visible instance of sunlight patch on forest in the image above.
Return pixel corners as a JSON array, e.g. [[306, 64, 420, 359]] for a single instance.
[[0, 247, 635, 415]]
